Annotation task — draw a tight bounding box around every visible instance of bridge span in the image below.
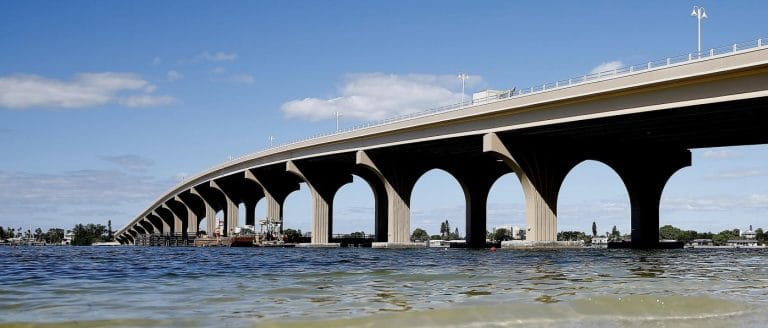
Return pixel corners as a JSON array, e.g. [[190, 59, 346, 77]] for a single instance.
[[117, 40, 768, 248]]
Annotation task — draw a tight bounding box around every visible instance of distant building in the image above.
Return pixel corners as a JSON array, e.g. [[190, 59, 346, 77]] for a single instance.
[[62, 231, 74, 245], [591, 236, 608, 246], [689, 239, 713, 247], [742, 225, 756, 239], [726, 239, 761, 247]]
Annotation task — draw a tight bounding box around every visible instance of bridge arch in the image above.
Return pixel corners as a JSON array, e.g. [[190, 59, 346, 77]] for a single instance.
[[558, 159, 630, 240], [332, 175, 376, 236], [487, 172, 526, 241], [411, 168, 466, 241]]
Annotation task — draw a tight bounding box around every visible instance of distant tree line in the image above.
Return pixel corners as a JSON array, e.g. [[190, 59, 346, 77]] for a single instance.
[[659, 224, 765, 246], [1, 222, 115, 246]]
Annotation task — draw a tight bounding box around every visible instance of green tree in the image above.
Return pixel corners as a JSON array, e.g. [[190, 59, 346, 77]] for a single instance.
[[411, 228, 429, 242], [71, 223, 108, 246], [712, 229, 739, 246], [755, 228, 765, 242], [440, 220, 451, 240], [557, 231, 586, 241], [610, 226, 621, 241], [659, 225, 681, 240], [493, 228, 509, 242], [34, 228, 43, 242], [44, 228, 65, 244], [283, 228, 303, 243], [592, 221, 597, 237]]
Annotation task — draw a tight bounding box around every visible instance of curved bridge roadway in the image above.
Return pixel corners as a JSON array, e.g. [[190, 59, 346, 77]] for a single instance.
[[116, 44, 768, 248]]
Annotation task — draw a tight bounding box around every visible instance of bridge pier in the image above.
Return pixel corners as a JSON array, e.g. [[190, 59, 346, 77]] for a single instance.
[[602, 148, 691, 248], [484, 133, 577, 242], [192, 186, 224, 237], [171, 196, 198, 239], [210, 181, 239, 237], [287, 160, 352, 245], [446, 159, 510, 248], [356, 150, 429, 246], [246, 169, 300, 236]]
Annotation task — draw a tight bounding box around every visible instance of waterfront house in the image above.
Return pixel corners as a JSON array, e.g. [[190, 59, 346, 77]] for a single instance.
[[591, 236, 608, 247], [690, 239, 714, 247], [726, 239, 761, 247]]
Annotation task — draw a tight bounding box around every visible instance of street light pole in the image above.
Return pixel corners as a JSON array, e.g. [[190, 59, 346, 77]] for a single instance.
[[691, 6, 708, 53], [268, 135, 275, 147], [334, 111, 342, 132], [457, 73, 469, 106]]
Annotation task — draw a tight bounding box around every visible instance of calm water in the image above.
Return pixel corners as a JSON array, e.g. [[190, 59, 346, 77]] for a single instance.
[[1, 246, 767, 327]]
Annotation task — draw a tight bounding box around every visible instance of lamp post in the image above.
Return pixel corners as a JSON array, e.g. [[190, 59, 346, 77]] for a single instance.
[[457, 72, 469, 106], [268, 135, 275, 147], [334, 111, 342, 132], [691, 6, 708, 53]]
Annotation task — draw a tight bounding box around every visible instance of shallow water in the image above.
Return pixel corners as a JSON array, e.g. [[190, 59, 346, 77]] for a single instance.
[[1, 246, 767, 327]]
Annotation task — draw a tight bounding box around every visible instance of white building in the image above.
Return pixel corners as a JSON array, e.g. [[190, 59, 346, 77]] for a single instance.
[[62, 231, 74, 245], [742, 225, 756, 239], [591, 236, 608, 247]]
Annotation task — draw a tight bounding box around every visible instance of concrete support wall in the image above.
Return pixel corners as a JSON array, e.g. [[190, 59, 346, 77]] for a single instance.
[[210, 181, 239, 237], [245, 169, 298, 235], [174, 196, 198, 236], [356, 150, 427, 244], [483, 133, 576, 242], [192, 187, 218, 237], [600, 148, 691, 247], [245, 202, 256, 227], [287, 160, 352, 244]]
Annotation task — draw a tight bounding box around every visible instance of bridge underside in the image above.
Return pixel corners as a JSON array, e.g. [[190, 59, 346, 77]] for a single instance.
[[118, 90, 768, 248]]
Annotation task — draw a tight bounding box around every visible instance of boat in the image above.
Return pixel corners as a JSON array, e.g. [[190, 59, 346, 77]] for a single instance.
[[92, 241, 121, 246]]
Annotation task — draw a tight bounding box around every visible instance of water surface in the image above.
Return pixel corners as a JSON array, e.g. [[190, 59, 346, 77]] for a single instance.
[[1, 246, 766, 327]]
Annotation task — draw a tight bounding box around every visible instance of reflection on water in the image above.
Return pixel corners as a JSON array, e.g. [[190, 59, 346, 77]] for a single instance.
[[1, 247, 767, 327]]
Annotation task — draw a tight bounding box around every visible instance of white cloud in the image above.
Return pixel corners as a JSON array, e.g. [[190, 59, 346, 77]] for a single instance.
[[118, 94, 176, 108], [152, 57, 162, 65], [701, 149, 740, 159], [0, 169, 175, 229], [590, 60, 624, 74], [200, 51, 238, 62], [710, 169, 764, 180], [166, 70, 183, 82], [227, 74, 254, 84], [0, 72, 175, 109], [281, 73, 484, 121], [101, 155, 154, 171], [208, 67, 253, 84], [662, 194, 768, 212]]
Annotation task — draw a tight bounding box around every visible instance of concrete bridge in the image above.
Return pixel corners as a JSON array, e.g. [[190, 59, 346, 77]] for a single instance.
[[116, 40, 768, 248]]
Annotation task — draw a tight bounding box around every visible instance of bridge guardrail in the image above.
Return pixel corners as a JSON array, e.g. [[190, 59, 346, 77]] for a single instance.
[[253, 37, 766, 156]]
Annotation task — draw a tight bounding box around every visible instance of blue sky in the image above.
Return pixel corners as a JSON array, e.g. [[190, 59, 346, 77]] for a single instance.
[[1, 0, 766, 236]]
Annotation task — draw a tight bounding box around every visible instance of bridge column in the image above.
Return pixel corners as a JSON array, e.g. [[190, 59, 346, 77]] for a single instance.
[[210, 181, 239, 237], [353, 168, 388, 242], [446, 160, 511, 248], [483, 133, 578, 241], [173, 196, 198, 238], [191, 187, 219, 237], [244, 201, 256, 227], [602, 148, 691, 248], [356, 150, 428, 245], [286, 161, 352, 244]]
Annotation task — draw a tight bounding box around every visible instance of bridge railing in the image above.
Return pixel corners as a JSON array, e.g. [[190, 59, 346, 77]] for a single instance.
[[248, 37, 766, 157]]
